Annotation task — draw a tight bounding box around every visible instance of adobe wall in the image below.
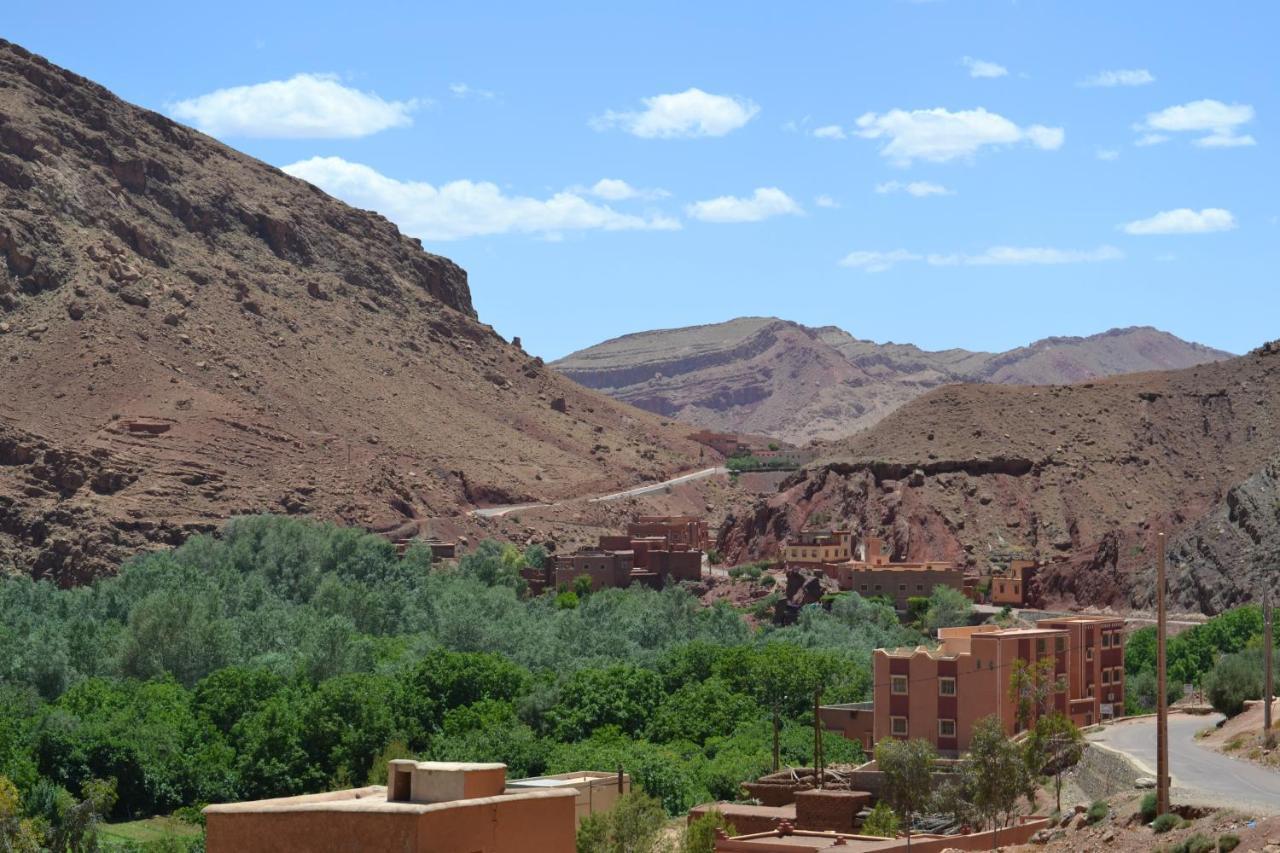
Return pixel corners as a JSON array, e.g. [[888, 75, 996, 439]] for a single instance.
[[206, 808, 421, 853], [793, 789, 869, 833]]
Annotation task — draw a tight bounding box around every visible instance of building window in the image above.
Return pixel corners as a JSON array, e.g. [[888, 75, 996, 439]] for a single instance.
[[1102, 669, 1111, 684], [938, 719, 956, 738], [1055, 637, 1066, 653], [1113, 668, 1123, 684], [891, 675, 909, 695], [1101, 632, 1111, 648], [860, 584, 868, 592], [1086, 647, 1094, 661], [939, 677, 956, 697], [916, 584, 924, 592], [874, 585, 882, 592], [1036, 638, 1046, 656], [1087, 684, 1095, 698], [890, 716, 908, 736]]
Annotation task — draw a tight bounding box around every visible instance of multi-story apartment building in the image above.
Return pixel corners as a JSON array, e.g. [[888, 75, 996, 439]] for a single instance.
[[1038, 615, 1126, 722], [820, 616, 1124, 754]]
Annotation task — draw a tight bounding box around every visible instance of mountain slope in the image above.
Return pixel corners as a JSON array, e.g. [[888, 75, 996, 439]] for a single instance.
[[553, 318, 1232, 443], [0, 39, 702, 584], [717, 341, 1280, 614]]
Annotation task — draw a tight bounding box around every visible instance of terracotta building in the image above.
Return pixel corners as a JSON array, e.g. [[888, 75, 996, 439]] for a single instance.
[[205, 761, 577, 853], [1038, 615, 1126, 722], [989, 559, 1042, 608], [821, 617, 1124, 755]]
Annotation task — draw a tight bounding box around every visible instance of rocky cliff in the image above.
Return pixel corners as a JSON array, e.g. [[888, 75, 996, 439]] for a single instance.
[[717, 342, 1280, 614], [553, 318, 1232, 444], [0, 39, 702, 584]]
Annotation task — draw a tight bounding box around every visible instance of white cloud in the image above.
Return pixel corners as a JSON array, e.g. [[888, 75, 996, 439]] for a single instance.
[[813, 124, 847, 140], [854, 107, 1064, 165], [838, 250, 921, 273], [1136, 99, 1255, 148], [815, 195, 839, 208], [839, 244, 1122, 272], [1135, 133, 1169, 147], [1096, 148, 1120, 161], [579, 178, 670, 201], [449, 82, 496, 100], [874, 180, 953, 197], [1195, 132, 1256, 148], [963, 57, 1008, 79], [1120, 208, 1237, 235], [591, 88, 759, 138], [281, 157, 680, 241], [170, 73, 418, 138], [686, 187, 802, 223], [1079, 69, 1155, 88]]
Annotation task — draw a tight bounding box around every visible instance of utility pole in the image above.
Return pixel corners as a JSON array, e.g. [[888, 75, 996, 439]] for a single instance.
[[1156, 531, 1170, 816], [1265, 583, 1275, 750]]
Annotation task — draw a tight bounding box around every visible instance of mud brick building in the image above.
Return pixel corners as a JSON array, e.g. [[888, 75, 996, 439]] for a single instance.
[[785, 534, 966, 610], [205, 761, 579, 853]]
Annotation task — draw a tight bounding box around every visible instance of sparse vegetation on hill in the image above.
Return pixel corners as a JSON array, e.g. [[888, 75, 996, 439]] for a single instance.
[[0, 516, 920, 841]]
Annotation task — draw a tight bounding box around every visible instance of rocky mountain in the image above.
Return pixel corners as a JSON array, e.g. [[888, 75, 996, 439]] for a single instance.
[[553, 318, 1232, 444], [717, 341, 1280, 615], [0, 39, 703, 584]]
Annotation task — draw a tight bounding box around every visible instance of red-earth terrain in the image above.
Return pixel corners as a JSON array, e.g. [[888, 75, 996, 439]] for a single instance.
[[718, 341, 1280, 614], [0, 38, 705, 584]]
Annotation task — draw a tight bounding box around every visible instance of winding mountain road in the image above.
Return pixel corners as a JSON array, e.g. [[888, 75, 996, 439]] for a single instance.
[[1089, 713, 1280, 814], [470, 466, 727, 518]]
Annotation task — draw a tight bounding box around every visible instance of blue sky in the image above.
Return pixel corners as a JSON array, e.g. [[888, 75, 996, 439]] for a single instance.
[[8, 2, 1276, 359]]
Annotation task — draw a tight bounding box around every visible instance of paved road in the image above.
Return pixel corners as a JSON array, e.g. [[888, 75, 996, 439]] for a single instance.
[[1089, 713, 1280, 813], [469, 466, 727, 518]]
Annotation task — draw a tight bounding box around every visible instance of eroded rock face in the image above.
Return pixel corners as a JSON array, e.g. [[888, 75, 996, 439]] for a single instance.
[[553, 318, 1233, 444], [720, 342, 1280, 614], [0, 38, 705, 585]]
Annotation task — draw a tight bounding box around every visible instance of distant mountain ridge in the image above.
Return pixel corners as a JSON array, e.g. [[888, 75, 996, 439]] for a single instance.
[[553, 318, 1233, 443]]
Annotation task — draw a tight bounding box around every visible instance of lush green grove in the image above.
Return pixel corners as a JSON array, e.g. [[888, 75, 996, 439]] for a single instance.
[[0, 516, 921, 842], [1124, 604, 1278, 716]]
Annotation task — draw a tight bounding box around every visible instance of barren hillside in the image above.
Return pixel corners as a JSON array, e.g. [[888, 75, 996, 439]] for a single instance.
[[0, 39, 703, 584], [553, 318, 1231, 443], [717, 341, 1280, 614]]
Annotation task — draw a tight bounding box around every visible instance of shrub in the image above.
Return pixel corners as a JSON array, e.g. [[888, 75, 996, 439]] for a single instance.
[[1173, 834, 1215, 853], [1086, 800, 1109, 823], [1218, 833, 1241, 852], [1139, 791, 1158, 823], [1152, 813, 1181, 834], [861, 801, 900, 838], [682, 809, 737, 853], [1203, 651, 1261, 717]]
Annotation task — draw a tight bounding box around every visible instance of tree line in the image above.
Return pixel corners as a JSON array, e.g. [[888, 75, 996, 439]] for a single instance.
[[0, 516, 922, 848]]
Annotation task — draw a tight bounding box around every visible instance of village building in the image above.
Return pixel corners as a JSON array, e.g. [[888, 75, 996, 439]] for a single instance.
[[785, 534, 966, 610], [522, 515, 707, 594], [204, 761, 615, 853], [626, 515, 710, 550], [989, 559, 1042, 608], [782, 529, 854, 566], [820, 616, 1124, 754]]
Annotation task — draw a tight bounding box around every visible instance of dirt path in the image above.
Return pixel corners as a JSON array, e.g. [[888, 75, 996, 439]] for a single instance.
[[469, 466, 727, 518]]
